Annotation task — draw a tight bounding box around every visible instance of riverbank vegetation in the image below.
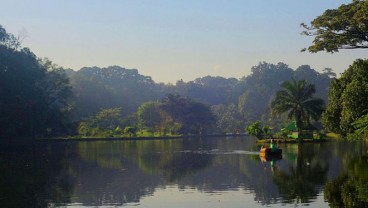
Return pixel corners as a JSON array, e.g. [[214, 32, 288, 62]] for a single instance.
[[1, 0, 368, 142], [77, 94, 216, 138]]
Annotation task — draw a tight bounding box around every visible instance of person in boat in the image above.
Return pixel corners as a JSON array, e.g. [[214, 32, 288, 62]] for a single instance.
[[270, 138, 277, 152]]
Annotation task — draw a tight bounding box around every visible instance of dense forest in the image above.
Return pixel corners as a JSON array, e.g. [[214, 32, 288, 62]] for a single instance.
[[1, 0, 368, 142], [0, 23, 333, 140], [0, 26, 73, 140], [70, 62, 334, 137]]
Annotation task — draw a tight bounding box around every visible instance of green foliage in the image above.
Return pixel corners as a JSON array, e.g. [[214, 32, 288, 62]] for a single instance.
[[66, 61, 332, 136], [246, 121, 271, 139], [137, 102, 163, 134], [38, 59, 73, 136], [124, 126, 137, 136], [275, 128, 289, 140], [69, 66, 162, 120], [160, 94, 216, 135], [237, 62, 294, 121], [324, 157, 368, 208], [322, 79, 344, 134], [0, 25, 21, 50], [348, 114, 368, 141], [271, 79, 325, 135], [272, 144, 330, 204], [77, 122, 91, 136], [94, 108, 123, 130], [301, 0, 368, 53], [212, 104, 244, 134], [136, 100, 176, 136], [322, 59, 368, 138], [322, 68, 336, 78], [173, 76, 238, 105], [77, 95, 216, 137], [235, 62, 331, 124], [0, 24, 337, 139], [77, 108, 124, 137], [0, 25, 73, 140]]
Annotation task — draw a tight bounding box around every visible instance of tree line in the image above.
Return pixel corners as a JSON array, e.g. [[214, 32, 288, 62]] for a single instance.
[[302, 0, 368, 140], [1, 0, 368, 141], [0, 27, 72, 141], [0, 24, 331, 140], [78, 94, 216, 137]]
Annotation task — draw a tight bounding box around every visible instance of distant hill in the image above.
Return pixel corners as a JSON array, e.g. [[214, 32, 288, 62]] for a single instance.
[[236, 62, 331, 121], [68, 62, 333, 125], [68, 66, 163, 120]]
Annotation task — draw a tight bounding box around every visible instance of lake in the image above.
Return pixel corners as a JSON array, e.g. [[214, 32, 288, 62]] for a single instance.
[[0, 136, 367, 208]]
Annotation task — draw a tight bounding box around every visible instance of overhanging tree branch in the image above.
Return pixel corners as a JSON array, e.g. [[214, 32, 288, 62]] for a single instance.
[[301, 0, 368, 53]]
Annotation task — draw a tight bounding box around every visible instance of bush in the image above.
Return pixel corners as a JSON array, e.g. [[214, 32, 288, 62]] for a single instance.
[[246, 121, 272, 139]]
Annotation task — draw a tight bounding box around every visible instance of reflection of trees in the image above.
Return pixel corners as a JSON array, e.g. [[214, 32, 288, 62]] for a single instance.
[[73, 137, 286, 206], [70, 141, 164, 206], [72, 139, 214, 205], [69, 139, 368, 207], [271, 144, 329, 204], [324, 156, 368, 208], [77, 139, 214, 182], [6, 137, 365, 207], [0, 144, 74, 207], [159, 153, 213, 181], [70, 158, 162, 206]]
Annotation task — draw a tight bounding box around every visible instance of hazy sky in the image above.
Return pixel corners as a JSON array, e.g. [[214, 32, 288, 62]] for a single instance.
[[1, 0, 366, 83]]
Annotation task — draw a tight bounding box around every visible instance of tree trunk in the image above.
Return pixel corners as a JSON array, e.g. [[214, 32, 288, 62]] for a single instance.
[[296, 116, 303, 143]]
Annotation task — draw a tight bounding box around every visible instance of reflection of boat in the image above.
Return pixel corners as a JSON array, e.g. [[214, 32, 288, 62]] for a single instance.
[[259, 147, 282, 157], [259, 153, 282, 162]]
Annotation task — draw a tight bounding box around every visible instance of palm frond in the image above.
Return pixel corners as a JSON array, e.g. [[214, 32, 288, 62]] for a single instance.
[[271, 79, 325, 129]]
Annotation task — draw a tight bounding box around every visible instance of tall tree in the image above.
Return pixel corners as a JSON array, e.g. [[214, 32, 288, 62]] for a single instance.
[[301, 0, 368, 53], [322, 59, 368, 138], [236, 62, 294, 121], [212, 104, 244, 134], [0, 25, 21, 50], [271, 80, 325, 137], [77, 108, 124, 137], [137, 102, 164, 134], [0, 25, 72, 140], [0, 45, 45, 139], [37, 58, 73, 136], [179, 76, 238, 105], [160, 94, 216, 135]]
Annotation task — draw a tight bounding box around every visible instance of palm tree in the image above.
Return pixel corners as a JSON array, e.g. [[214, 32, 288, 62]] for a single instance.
[[271, 80, 325, 139]]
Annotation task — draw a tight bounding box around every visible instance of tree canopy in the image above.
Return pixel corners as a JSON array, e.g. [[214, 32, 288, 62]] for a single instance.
[[0, 23, 336, 139], [236, 62, 331, 125], [160, 94, 216, 135], [69, 66, 162, 120], [301, 0, 368, 53], [322, 59, 368, 139], [271, 80, 325, 134], [0, 25, 73, 140], [0, 25, 21, 50]]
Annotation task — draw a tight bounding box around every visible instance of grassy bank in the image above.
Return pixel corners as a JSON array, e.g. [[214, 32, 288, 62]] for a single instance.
[[256, 138, 328, 144], [35, 133, 248, 142]]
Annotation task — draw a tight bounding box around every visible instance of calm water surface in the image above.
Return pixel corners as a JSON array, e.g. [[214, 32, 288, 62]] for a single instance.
[[0, 136, 367, 208]]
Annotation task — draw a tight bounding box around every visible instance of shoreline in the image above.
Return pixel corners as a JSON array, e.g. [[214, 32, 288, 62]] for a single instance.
[[256, 138, 329, 144], [34, 133, 249, 142]]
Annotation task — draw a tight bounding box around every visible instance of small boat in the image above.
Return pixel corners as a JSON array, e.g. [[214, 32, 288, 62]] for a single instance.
[[259, 153, 282, 162], [259, 147, 282, 157]]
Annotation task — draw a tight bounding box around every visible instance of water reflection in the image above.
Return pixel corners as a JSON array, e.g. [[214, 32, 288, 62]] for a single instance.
[[272, 144, 329, 204], [0, 145, 74, 207], [0, 137, 367, 207], [324, 143, 368, 208]]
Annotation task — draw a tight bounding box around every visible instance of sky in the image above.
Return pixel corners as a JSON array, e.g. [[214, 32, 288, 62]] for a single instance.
[[0, 0, 366, 83]]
